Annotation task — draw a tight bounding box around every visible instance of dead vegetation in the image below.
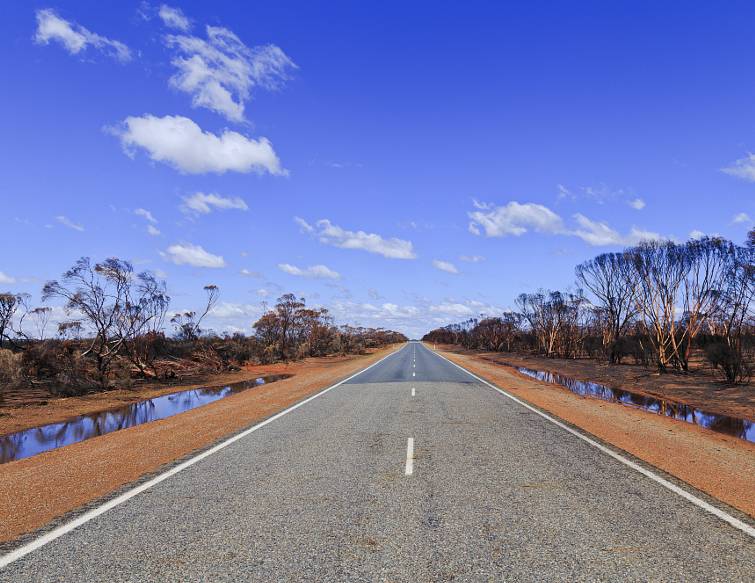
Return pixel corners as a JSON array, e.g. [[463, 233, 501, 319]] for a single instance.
[[0, 256, 406, 402], [425, 231, 755, 387]]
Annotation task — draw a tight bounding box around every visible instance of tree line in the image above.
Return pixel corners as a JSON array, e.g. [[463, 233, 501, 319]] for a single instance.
[[424, 230, 755, 384], [0, 257, 406, 397]]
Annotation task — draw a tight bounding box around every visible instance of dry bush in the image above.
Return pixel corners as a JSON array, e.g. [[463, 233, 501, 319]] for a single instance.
[[0, 348, 22, 402]]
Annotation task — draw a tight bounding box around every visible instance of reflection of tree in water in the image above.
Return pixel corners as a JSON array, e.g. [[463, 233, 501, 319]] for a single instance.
[[704, 415, 749, 439], [0, 433, 25, 464], [1, 374, 294, 464]]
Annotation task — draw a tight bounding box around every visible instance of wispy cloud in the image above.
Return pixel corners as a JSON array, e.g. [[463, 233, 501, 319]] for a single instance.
[[732, 212, 752, 224], [56, 215, 84, 232], [164, 23, 296, 122], [722, 153, 755, 182], [146, 224, 161, 236], [162, 243, 225, 268], [134, 208, 157, 223], [468, 201, 664, 247], [278, 263, 340, 279], [459, 255, 485, 263], [628, 198, 646, 210], [0, 272, 16, 285], [158, 4, 191, 31], [181, 192, 248, 214], [111, 114, 284, 175], [432, 259, 459, 274], [297, 218, 417, 259], [34, 9, 131, 63]]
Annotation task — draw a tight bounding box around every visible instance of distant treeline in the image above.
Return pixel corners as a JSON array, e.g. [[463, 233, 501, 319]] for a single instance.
[[424, 231, 755, 384], [0, 257, 406, 397]]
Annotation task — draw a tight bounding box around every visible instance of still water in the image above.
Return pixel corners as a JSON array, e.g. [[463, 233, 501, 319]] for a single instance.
[[0, 375, 291, 464], [514, 366, 754, 443]]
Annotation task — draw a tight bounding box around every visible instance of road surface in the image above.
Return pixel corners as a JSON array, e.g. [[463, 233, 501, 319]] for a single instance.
[[2, 342, 753, 581]]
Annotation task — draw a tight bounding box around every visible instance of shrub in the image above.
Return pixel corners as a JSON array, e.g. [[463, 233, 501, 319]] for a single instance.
[[705, 342, 752, 385], [0, 349, 22, 402]]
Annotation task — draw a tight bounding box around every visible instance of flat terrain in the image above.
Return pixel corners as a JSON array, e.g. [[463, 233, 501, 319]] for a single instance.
[[1, 342, 753, 581], [0, 346, 398, 543], [440, 347, 755, 420], [0, 353, 389, 436], [438, 346, 755, 518]]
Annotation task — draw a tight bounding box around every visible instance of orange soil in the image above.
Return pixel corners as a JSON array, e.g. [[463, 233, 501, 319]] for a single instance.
[[0, 346, 399, 544], [437, 346, 755, 519]]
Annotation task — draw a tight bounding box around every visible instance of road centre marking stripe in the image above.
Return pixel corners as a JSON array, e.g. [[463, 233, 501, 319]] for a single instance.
[[405, 438, 414, 475]]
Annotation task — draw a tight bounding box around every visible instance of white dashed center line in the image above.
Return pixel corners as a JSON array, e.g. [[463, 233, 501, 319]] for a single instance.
[[405, 438, 414, 475], [411, 387, 415, 397]]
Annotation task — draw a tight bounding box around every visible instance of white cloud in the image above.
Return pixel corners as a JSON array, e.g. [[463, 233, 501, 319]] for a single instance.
[[459, 255, 485, 263], [722, 153, 755, 182], [34, 9, 131, 62], [112, 114, 284, 175], [571, 213, 624, 246], [572, 213, 663, 246], [181, 192, 248, 214], [209, 302, 261, 319], [468, 200, 664, 247], [147, 224, 161, 236], [158, 5, 191, 31], [0, 272, 16, 285], [294, 216, 314, 233], [732, 212, 752, 224], [240, 268, 262, 278], [304, 219, 416, 259], [162, 243, 225, 268], [432, 259, 459, 274], [689, 230, 707, 240], [628, 198, 646, 210], [468, 201, 564, 237], [134, 208, 157, 223], [56, 215, 84, 232], [277, 263, 340, 280], [165, 25, 296, 122]]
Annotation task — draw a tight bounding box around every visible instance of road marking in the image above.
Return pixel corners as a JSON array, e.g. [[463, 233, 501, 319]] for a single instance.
[[405, 438, 414, 475], [429, 348, 755, 539], [0, 345, 409, 570], [411, 387, 415, 397], [412, 371, 415, 377]]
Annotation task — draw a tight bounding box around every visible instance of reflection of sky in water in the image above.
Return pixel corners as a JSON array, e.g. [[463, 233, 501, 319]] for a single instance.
[[515, 367, 754, 443], [0, 375, 290, 464]]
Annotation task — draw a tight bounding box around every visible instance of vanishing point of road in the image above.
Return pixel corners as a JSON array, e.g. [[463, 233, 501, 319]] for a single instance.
[[1, 342, 753, 581]]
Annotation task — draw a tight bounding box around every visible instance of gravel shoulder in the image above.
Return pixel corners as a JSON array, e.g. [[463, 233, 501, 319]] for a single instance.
[[437, 346, 755, 518], [0, 345, 400, 544]]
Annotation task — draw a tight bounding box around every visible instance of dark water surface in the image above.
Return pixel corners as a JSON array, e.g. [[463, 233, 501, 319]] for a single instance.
[[0, 375, 291, 464], [514, 366, 754, 443]]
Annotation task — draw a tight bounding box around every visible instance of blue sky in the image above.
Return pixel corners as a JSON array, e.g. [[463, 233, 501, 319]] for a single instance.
[[1, 1, 753, 338]]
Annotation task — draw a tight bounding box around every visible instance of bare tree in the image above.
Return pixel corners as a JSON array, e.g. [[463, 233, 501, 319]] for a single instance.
[[29, 307, 52, 340], [576, 252, 637, 361], [171, 284, 219, 341], [43, 258, 132, 387]]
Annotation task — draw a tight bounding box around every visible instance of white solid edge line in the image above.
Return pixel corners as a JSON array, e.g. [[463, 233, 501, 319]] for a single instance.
[[0, 344, 408, 569], [428, 346, 755, 539], [405, 437, 414, 475]]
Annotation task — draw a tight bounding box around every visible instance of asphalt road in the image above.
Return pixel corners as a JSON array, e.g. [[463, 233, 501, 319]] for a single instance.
[[2, 342, 754, 581]]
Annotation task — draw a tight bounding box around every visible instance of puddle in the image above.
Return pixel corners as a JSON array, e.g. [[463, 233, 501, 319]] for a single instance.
[[514, 366, 754, 443], [0, 375, 291, 464]]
